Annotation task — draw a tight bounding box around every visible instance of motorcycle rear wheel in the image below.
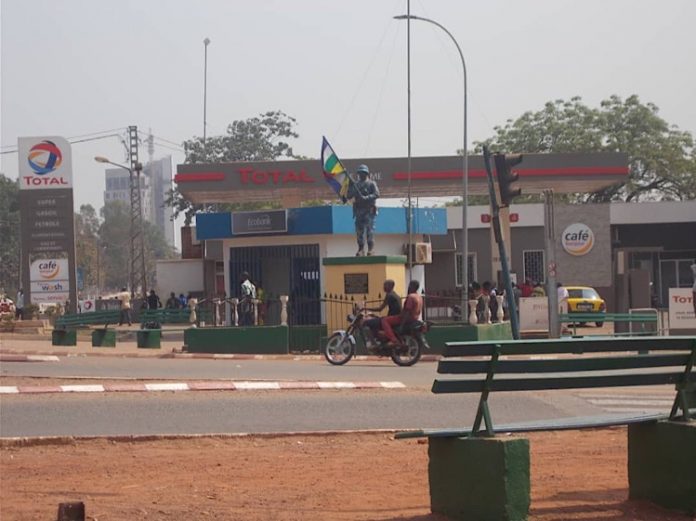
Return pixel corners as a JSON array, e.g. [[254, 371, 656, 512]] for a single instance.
[[324, 332, 355, 365], [390, 335, 421, 367]]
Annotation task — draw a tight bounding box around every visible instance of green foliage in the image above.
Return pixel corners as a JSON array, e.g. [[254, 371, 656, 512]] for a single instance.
[[476, 95, 696, 202], [99, 201, 177, 291], [0, 174, 20, 296], [75, 204, 100, 290], [168, 110, 301, 224]]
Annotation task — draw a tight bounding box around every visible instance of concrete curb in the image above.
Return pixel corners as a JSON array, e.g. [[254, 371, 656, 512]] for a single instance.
[[0, 349, 441, 362], [0, 428, 405, 448], [0, 380, 407, 395], [0, 354, 60, 362]]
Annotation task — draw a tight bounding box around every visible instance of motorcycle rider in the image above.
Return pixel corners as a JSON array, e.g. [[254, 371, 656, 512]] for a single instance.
[[381, 280, 423, 348], [362, 279, 401, 348]]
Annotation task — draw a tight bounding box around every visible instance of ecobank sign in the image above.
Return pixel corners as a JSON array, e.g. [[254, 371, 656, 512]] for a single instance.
[[561, 223, 595, 256], [18, 137, 73, 189]]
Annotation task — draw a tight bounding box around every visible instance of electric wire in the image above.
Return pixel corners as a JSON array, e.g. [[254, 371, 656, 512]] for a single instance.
[[331, 0, 401, 141], [364, 20, 402, 156]]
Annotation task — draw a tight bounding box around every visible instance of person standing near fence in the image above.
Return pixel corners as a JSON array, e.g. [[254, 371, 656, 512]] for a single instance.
[[117, 287, 132, 326], [165, 292, 180, 309], [14, 288, 24, 320], [239, 272, 256, 326], [147, 289, 162, 310]]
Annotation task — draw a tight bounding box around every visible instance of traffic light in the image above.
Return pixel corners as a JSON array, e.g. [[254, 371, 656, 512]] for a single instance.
[[493, 153, 523, 207]]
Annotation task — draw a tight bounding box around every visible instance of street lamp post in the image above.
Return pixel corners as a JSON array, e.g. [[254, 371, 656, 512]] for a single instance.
[[394, 14, 469, 323], [203, 37, 211, 156], [95, 156, 147, 299]]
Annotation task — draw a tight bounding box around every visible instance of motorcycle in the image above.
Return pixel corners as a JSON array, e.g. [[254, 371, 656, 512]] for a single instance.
[[323, 305, 432, 366]]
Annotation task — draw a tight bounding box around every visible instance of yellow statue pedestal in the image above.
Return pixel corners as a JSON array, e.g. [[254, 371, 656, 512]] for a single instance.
[[322, 255, 407, 333]]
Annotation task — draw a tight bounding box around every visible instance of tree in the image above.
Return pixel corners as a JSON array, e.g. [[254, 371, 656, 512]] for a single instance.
[[0, 174, 20, 296], [477, 95, 696, 202], [75, 204, 100, 292], [99, 201, 177, 292], [166, 110, 300, 224], [99, 201, 131, 291]]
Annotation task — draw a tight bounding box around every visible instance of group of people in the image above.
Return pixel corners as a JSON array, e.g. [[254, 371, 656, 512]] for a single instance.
[[116, 288, 199, 327], [362, 279, 423, 349]]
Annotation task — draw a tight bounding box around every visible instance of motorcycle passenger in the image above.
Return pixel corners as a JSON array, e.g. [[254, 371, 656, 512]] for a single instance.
[[381, 280, 423, 348], [363, 280, 401, 346]]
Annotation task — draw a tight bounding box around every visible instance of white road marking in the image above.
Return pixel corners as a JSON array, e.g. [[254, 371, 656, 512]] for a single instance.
[[144, 383, 190, 391], [0, 386, 20, 394]]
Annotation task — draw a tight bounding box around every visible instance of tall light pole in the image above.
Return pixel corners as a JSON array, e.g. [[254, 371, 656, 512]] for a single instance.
[[203, 37, 211, 157], [394, 14, 469, 323]]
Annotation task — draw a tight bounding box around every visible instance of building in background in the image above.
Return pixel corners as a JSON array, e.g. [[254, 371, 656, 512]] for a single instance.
[[103, 155, 174, 246], [145, 156, 174, 246]]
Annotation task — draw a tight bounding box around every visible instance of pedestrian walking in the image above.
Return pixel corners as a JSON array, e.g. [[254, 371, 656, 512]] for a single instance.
[[239, 272, 256, 326], [187, 293, 198, 326], [165, 292, 180, 309], [15, 288, 24, 320], [147, 289, 162, 310], [117, 287, 132, 326]]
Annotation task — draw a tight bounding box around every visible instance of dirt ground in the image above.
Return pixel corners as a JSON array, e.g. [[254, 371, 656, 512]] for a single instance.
[[1, 428, 693, 521]]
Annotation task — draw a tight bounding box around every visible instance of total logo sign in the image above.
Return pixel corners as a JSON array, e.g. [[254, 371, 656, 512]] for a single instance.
[[18, 136, 73, 190], [561, 223, 595, 256]]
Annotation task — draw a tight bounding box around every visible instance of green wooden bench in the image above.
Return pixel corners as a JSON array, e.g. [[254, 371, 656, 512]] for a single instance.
[[559, 311, 658, 331], [396, 336, 696, 519], [53, 311, 122, 346], [137, 308, 211, 349], [139, 308, 212, 326]]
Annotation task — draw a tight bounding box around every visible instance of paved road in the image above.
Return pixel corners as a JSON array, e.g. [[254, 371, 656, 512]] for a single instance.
[[1, 356, 678, 438], [0, 389, 601, 437], [0, 357, 438, 387]]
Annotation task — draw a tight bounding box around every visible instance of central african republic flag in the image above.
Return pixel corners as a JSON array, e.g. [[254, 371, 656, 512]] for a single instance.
[[321, 136, 351, 199]]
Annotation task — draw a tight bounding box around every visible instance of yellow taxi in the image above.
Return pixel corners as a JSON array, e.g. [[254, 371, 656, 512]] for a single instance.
[[565, 286, 606, 327]]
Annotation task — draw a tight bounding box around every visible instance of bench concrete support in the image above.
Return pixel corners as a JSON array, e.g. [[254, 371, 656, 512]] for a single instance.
[[51, 330, 77, 346], [628, 421, 696, 514], [429, 436, 530, 521], [91, 329, 116, 348], [137, 330, 161, 349]]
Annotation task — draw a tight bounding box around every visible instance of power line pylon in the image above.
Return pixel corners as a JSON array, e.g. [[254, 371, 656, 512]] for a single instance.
[[127, 126, 147, 299]]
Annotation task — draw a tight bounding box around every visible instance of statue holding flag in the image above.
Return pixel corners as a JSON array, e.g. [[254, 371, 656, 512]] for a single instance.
[[345, 164, 379, 256], [321, 137, 380, 256]]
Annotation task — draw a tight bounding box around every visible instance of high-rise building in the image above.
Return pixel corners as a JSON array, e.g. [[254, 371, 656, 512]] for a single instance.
[[145, 156, 175, 246], [103, 156, 174, 246]]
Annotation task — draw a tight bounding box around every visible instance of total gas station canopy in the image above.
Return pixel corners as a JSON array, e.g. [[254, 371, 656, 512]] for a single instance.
[[176, 152, 628, 206]]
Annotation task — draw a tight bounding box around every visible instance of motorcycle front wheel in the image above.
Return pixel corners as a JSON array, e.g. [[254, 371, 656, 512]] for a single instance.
[[324, 332, 355, 366], [390, 335, 421, 367]]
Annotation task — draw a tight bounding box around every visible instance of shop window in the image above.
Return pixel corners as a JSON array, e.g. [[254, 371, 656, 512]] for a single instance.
[[523, 250, 545, 284], [455, 253, 477, 287]]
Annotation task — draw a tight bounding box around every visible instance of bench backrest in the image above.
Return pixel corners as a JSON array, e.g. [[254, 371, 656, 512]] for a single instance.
[[56, 310, 121, 329], [139, 308, 212, 324], [437, 336, 696, 435]]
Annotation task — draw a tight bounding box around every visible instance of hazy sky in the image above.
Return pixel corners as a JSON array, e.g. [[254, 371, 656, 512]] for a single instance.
[[2, 0, 695, 213]]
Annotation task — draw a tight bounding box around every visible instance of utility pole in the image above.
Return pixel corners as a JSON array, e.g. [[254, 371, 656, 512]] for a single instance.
[[127, 126, 147, 299], [544, 189, 560, 338]]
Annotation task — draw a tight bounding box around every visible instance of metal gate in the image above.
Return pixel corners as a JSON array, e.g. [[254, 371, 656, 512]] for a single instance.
[[229, 244, 321, 325]]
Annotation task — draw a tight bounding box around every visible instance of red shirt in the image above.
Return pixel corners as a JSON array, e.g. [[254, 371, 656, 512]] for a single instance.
[[403, 293, 423, 321]]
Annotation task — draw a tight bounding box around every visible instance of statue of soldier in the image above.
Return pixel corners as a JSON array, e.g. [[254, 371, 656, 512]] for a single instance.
[[345, 164, 380, 256]]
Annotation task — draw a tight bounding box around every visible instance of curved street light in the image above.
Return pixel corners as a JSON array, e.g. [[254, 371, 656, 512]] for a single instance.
[[394, 14, 469, 323]]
